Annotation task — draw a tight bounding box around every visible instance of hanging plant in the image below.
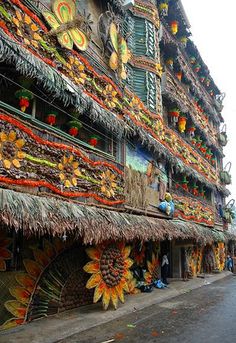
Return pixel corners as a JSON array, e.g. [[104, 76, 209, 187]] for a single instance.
[[170, 21, 178, 35], [198, 186, 205, 197], [205, 78, 211, 87], [181, 176, 189, 192], [195, 136, 202, 149], [89, 135, 100, 147], [179, 36, 188, 48], [194, 63, 201, 73], [218, 125, 228, 146], [211, 156, 216, 166], [178, 116, 187, 133], [189, 56, 196, 64], [199, 75, 205, 83], [176, 71, 183, 82], [200, 142, 207, 154], [205, 149, 213, 160], [169, 108, 180, 123], [191, 182, 199, 196], [15, 89, 33, 112], [191, 137, 197, 146], [209, 89, 214, 97], [45, 111, 57, 126], [68, 120, 82, 137], [159, 2, 169, 16], [166, 57, 174, 69], [220, 162, 232, 185], [187, 126, 196, 137]]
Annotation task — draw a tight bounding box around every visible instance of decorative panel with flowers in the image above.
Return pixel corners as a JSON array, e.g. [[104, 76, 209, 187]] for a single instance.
[[173, 195, 214, 226], [0, 111, 124, 206], [0, 0, 220, 186]]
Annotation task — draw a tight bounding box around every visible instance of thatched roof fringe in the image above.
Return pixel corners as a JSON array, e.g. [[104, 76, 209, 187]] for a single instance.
[[0, 189, 233, 245]]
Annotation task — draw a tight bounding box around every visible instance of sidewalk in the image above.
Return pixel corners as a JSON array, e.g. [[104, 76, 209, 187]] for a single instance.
[[0, 271, 232, 343]]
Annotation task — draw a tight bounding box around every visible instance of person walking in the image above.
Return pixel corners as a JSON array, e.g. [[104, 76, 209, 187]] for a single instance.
[[226, 255, 233, 272], [161, 253, 169, 285]]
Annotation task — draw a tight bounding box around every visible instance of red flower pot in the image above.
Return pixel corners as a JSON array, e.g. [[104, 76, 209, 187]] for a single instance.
[[19, 97, 30, 112], [69, 127, 79, 137], [89, 137, 98, 147], [46, 114, 57, 126]]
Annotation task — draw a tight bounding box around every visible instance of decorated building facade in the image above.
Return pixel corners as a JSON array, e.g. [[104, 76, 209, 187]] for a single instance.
[[0, 0, 234, 331]]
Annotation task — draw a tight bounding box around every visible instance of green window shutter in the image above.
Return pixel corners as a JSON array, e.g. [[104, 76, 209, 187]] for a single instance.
[[133, 68, 147, 105], [133, 17, 156, 59], [147, 72, 157, 112], [123, 15, 135, 52], [132, 69, 157, 111]]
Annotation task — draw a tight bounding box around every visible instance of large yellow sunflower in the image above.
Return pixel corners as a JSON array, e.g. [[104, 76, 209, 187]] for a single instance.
[[0, 131, 25, 169], [144, 253, 160, 284], [100, 170, 117, 198], [84, 243, 133, 310], [58, 155, 81, 188]]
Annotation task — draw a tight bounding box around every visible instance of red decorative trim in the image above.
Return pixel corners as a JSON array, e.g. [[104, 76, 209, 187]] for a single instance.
[[0, 176, 124, 205]]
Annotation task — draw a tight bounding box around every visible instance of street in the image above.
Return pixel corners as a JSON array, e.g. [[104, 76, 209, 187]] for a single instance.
[[58, 276, 236, 343]]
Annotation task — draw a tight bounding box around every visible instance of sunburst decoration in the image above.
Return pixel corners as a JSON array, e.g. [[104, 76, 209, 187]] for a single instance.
[[83, 243, 133, 310], [58, 155, 82, 188], [1, 238, 65, 331], [0, 231, 12, 272], [144, 253, 160, 284], [0, 130, 25, 169], [100, 170, 117, 198]]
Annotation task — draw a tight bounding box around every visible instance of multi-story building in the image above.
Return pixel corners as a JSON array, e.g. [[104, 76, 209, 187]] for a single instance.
[[0, 0, 234, 330]]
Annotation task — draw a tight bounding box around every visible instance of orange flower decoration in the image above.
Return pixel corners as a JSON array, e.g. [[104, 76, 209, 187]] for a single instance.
[[144, 253, 160, 284], [0, 131, 25, 169], [68, 56, 87, 85], [12, 10, 42, 48], [100, 170, 117, 198], [84, 243, 133, 309], [0, 232, 12, 271], [58, 155, 81, 188], [129, 97, 142, 120]]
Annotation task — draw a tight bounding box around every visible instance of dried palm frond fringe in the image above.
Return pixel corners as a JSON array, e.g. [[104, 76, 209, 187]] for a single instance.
[[0, 31, 229, 197], [0, 188, 233, 245], [124, 167, 149, 210]]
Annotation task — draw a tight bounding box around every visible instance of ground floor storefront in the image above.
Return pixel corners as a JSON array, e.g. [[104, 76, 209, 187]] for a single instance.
[[0, 188, 234, 331]]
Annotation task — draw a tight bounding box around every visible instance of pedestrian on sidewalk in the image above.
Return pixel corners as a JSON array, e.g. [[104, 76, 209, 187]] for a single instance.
[[226, 255, 233, 272], [161, 253, 169, 285]]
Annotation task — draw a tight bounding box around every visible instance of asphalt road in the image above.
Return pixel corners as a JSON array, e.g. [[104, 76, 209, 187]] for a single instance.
[[57, 275, 236, 343]]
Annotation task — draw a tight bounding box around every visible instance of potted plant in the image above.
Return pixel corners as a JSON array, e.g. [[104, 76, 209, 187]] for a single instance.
[[211, 156, 216, 166], [189, 56, 196, 64], [175, 71, 183, 81], [15, 89, 33, 112], [205, 149, 213, 160], [178, 116, 187, 133], [195, 136, 202, 149], [200, 142, 207, 154], [179, 36, 188, 48], [205, 78, 211, 87], [89, 134, 100, 147], [166, 57, 174, 69], [193, 63, 201, 73], [199, 75, 205, 83], [191, 182, 199, 196], [170, 21, 178, 35], [198, 186, 205, 197], [169, 108, 180, 123], [45, 111, 57, 126], [187, 126, 196, 137], [181, 176, 189, 192], [159, 1, 169, 16], [68, 120, 82, 137]]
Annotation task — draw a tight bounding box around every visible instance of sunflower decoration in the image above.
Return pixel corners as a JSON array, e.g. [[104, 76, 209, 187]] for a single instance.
[[83, 243, 133, 310], [127, 277, 140, 295], [144, 253, 160, 284], [129, 97, 143, 121], [12, 10, 42, 48], [103, 85, 118, 109], [58, 155, 82, 188], [1, 238, 65, 331], [0, 131, 25, 169], [100, 169, 117, 198], [0, 231, 12, 271]]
